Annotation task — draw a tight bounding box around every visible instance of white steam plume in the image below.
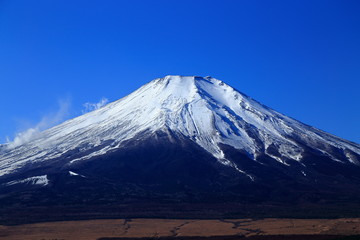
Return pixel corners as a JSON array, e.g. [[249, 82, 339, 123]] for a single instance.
[[82, 97, 109, 113], [7, 98, 71, 148]]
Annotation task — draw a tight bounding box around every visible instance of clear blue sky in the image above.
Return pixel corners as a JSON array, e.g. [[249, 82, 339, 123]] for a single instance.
[[0, 0, 359, 144]]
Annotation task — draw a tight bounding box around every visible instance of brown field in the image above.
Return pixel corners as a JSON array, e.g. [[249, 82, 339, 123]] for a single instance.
[[0, 218, 359, 240]]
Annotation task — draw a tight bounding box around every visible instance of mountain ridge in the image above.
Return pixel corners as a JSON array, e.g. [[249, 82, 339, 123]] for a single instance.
[[1, 75, 360, 222], [1, 75, 359, 179]]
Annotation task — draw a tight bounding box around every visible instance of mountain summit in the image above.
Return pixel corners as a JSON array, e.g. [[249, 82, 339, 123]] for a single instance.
[[1, 75, 360, 222]]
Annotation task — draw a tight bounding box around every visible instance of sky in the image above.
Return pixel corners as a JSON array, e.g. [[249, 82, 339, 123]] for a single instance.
[[0, 0, 359, 144]]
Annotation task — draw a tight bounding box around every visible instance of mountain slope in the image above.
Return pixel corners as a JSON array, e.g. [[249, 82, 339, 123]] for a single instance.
[[1, 75, 360, 221], [1, 76, 359, 177]]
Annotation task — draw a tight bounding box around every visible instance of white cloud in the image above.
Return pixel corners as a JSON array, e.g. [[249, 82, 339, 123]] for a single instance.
[[82, 97, 109, 113], [4, 97, 109, 149], [7, 98, 71, 148]]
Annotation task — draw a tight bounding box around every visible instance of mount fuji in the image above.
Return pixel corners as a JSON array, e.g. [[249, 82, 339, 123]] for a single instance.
[[1, 75, 360, 222]]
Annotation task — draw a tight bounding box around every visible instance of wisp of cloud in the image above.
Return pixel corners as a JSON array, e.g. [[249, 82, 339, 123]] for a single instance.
[[82, 97, 109, 113], [7, 98, 71, 148]]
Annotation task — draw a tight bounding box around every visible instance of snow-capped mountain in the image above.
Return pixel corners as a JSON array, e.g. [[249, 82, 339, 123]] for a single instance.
[[1, 76, 359, 177], [1, 75, 360, 221]]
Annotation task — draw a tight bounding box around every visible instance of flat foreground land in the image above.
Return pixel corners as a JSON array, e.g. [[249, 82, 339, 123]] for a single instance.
[[0, 218, 360, 240]]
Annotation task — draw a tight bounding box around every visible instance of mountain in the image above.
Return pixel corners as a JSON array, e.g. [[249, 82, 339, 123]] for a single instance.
[[1, 75, 360, 223]]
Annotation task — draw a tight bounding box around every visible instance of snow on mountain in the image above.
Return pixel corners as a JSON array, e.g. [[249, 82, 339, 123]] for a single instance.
[[0, 75, 359, 178], [3, 175, 49, 186]]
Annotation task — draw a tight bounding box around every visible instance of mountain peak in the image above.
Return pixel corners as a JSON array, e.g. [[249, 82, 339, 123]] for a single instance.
[[1, 76, 359, 179], [162, 75, 208, 80], [1, 75, 360, 217], [157, 75, 219, 88], [152, 75, 238, 105]]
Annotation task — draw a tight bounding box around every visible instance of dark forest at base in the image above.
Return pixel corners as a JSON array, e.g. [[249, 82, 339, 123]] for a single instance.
[[2, 202, 360, 226]]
